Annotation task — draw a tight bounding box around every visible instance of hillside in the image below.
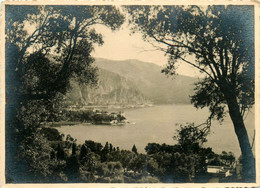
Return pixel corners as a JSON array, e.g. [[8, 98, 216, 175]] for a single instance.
[[94, 58, 197, 104], [66, 68, 151, 106]]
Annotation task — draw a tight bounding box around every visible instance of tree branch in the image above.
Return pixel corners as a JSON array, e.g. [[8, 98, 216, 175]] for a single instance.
[[18, 10, 52, 65], [178, 56, 215, 81], [149, 33, 219, 82]]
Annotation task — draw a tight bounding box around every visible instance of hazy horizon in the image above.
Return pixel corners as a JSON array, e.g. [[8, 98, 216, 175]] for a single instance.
[[91, 24, 201, 77]]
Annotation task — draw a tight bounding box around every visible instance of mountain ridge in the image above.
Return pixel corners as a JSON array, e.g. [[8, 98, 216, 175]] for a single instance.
[[65, 58, 197, 106], [66, 68, 151, 106], [94, 58, 197, 104]]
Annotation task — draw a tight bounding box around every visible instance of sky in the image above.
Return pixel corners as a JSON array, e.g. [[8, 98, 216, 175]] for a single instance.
[[3, 2, 201, 78], [91, 23, 200, 77]]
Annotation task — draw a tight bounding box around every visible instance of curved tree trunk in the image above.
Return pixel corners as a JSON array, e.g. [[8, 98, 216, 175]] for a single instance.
[[224, 91, 255, 182]]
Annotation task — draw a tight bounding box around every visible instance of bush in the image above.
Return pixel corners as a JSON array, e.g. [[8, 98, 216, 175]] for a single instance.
[[147, 158, 159, 175], [137, 176, 160, 183], [96, 163, 110, 176], [19, 131, 67, 181], [40, 127, 63, 141], [96, 177, 111, 183], [111, 176, 124, 183]]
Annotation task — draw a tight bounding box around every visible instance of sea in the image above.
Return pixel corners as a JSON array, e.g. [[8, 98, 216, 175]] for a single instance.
[[56, 104, 255, 157]]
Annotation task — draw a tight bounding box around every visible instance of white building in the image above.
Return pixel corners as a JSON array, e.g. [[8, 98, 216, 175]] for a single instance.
[[207, 165, 231, 177]]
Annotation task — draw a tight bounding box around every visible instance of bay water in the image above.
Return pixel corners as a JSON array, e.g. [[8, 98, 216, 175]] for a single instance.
[[56, 105, 255, 157]]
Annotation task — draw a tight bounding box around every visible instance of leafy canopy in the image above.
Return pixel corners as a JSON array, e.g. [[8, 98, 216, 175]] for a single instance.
[[6, 5, 125, 100], [5, 5, 124, 180], [127, 5, 254, 121]]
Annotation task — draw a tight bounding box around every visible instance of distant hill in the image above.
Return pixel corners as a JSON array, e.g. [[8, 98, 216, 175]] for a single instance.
[[66, 68, 151, 106], [66, 58, 197, 106], [94, 58, 197, 104]]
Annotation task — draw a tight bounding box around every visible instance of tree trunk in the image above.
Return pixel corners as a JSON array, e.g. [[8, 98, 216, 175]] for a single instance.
[[224, 91, 255, 182]]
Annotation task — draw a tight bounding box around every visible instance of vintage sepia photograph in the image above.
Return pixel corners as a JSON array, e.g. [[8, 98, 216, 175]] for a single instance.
[[2, 1, 258, 185]]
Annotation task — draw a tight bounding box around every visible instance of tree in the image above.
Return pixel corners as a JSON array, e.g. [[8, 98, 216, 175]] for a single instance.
[[145, 143, 161, 155], [57, 143, 65, 160], [103, 142, 110, 153], [130, 154, 146, 173], [220, 151, 235, 166], [109, 143, 113, 152], [116, 150, 135, 171], [101, 142, 110, 162], [80, 144, 88, 159], [72, 142, 77, 155], [146, 157, 159, 176], [6, 5, 124, 121], [40, 127, 63, 141], [171, 152, 199, 182], [174, 123, 209, 154], [5, 5, 124, 182], [84, 140, 103, 154], [19, 131, 67, 182], [132, 144, 138, 154], [65, 155, 80, 182], [127, 5, 255, 182]]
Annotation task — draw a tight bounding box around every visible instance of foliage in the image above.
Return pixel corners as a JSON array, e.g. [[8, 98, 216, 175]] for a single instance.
[[5, 5, 124, 182], [19, 131, 67, 182], [40, 127, 63, 141], [150, 151, 173, 177], [107, 150, 135, 171], [127, 4, 254, 122], [171, 152, 199, 182], [132, 144, 138, 154], [145, 142, 178, 155], [136, 176, 160, 183], [60, 109, 126, 124], [174, 123, 209, 153], [6, 5, 125, 106], [126, 5, 255, 181], [5, 4, 247, 183], [130, 153, 146, 173], [17, 125, 237, 183], [84, 140, 103, 154], [219, 151, 235, 166], [144, 138, 230, 183], [146, 157, 160, 175]]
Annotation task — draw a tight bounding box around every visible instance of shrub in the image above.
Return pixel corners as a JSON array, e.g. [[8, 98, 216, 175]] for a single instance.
[[40, 127, 63, 141], [137, 176, 160, 183]]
